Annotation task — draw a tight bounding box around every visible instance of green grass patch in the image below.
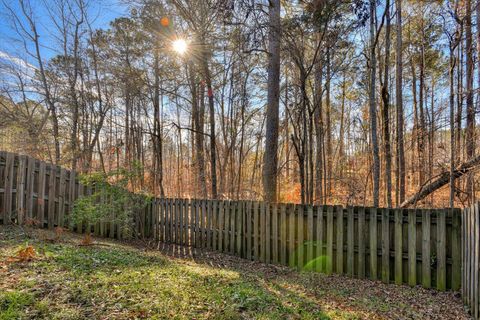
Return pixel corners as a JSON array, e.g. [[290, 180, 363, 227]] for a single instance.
[[0, 226, 468, 319]]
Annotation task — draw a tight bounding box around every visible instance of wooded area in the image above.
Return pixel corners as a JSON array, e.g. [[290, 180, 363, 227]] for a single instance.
[[0, 0, 479, 208]]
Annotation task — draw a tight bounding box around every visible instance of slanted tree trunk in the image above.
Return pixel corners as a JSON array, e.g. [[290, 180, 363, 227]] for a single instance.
[[401, 154, 480, 208]]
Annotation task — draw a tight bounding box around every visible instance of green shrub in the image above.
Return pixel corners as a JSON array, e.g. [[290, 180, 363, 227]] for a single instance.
[[71, 162, 151, 238]]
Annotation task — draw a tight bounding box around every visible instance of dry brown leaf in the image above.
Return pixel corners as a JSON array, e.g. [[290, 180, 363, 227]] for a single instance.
[[80, 234, 93, 246]]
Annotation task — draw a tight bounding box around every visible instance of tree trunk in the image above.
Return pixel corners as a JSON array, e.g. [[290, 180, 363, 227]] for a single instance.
[[314, 52, 323, 204], [201, 55, 218, 199], [381, 0, 392, 207], [369, 0, 380, 207], [395, 0, 405, 206], [401, 154, 480, 208], [262, 0, 281, 202], [189, 61, 207, 198], [465, 0, 475, 204]]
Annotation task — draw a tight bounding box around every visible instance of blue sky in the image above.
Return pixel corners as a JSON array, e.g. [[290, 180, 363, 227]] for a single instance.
[[0, 0, 128, 68]]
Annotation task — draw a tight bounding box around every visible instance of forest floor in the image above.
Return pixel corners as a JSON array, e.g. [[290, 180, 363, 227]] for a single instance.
[[0, 225, 470, 320]]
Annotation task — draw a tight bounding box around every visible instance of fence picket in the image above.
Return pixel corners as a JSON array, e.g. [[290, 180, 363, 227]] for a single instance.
[[280, 204, 287, 265], [254, 201, 259, 260], [370, 207, 378, 280], [421, 210, 431, 288], [272, 204, 278, 264], [437, 209, 447, 291], [3, 153, 14, 223], [218, 200, 224, 252], [25, 157, 35, 222], [297, 205, 304, 270], [230, 201, 236, 255], [265, 203, 271, 263], [307, 205, 314, 270], [236, 201, 243, 256], [326, 205, 333, 274], [358, 207, 365, 278], [37, 161, 46, 228], [58, 168, 66, 228], [336, 205, 344, 274], [260, 202, 266, 262], [347, 207, 354, 277], [212, 200, 218, 251], [316, 206, 324, 273], [288, 204, 296, 268], [394, 209, 403, 285], [15, 156, 26, 224], [47, 165, 57, 229], [382, 208, 390, 283], [246, 201, 252, 260], [16, 155, 27, 224], [408, 209, 417, 286], [452, 208, 461, 291]]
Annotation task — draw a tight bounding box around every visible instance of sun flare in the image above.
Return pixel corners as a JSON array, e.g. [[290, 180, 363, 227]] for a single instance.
[[172, 39, 187, 55]]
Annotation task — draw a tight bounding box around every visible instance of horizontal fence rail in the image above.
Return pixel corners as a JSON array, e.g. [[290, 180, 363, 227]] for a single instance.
[[0, 151, 463, 292]]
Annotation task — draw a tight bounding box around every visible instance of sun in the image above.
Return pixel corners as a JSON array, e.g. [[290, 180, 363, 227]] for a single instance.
[[172, 39, 187, 55]]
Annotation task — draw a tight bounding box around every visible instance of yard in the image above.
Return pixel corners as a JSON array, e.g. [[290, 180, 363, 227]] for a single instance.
[[0, 225, 469, 319]]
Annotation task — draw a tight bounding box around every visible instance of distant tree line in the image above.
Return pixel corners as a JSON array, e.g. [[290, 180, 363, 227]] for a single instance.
[[0, 0, 478, 208]]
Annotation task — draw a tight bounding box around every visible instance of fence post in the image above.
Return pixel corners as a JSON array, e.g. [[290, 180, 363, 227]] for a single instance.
[[437, 209, 447, 291], [370, 207, 378, 280], [3, 152, 14, 224], [347, 207, 354, 277], [16, 155, 27, 225], [407, 209, 416, 286], [279, 203, 287, 266], [394, 208, 403, 285], [336, 205, 344, 274], [358, 207, 366, 278], [381, 208, 390, 283], [315, 206, 324, 273]]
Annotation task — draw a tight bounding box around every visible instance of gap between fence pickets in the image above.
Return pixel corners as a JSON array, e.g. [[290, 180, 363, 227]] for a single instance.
[[0, 151, 470, 296]]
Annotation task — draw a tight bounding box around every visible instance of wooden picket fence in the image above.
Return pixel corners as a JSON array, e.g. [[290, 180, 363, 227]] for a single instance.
[[463, 202, 480, 319], [149, 199, 462, 291], [0, 151, 463, 292], [9, 150, 480, 317]]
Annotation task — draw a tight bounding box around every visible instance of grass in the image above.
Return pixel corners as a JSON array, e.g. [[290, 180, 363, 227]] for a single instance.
[[0, 226, 468, 319]]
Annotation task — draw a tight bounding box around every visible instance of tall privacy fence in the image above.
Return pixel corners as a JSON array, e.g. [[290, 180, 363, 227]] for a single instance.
[[0, 151, 478, 317]]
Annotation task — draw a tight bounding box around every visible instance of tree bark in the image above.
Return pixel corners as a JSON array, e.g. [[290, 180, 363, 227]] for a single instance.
[[465, 0, 475, 204], [395, 0, 405, 206], [262, 0, 281, 202], [381, 0, 392, 207], [201, 54, 218, 199], [369, 0, 380, 207]]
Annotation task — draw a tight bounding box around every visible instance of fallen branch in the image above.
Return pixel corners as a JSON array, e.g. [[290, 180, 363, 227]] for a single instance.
[[400, 154, 480, 208]]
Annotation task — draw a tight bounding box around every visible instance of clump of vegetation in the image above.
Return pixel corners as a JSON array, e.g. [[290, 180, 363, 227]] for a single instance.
[[71, 162, 151, 240]]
